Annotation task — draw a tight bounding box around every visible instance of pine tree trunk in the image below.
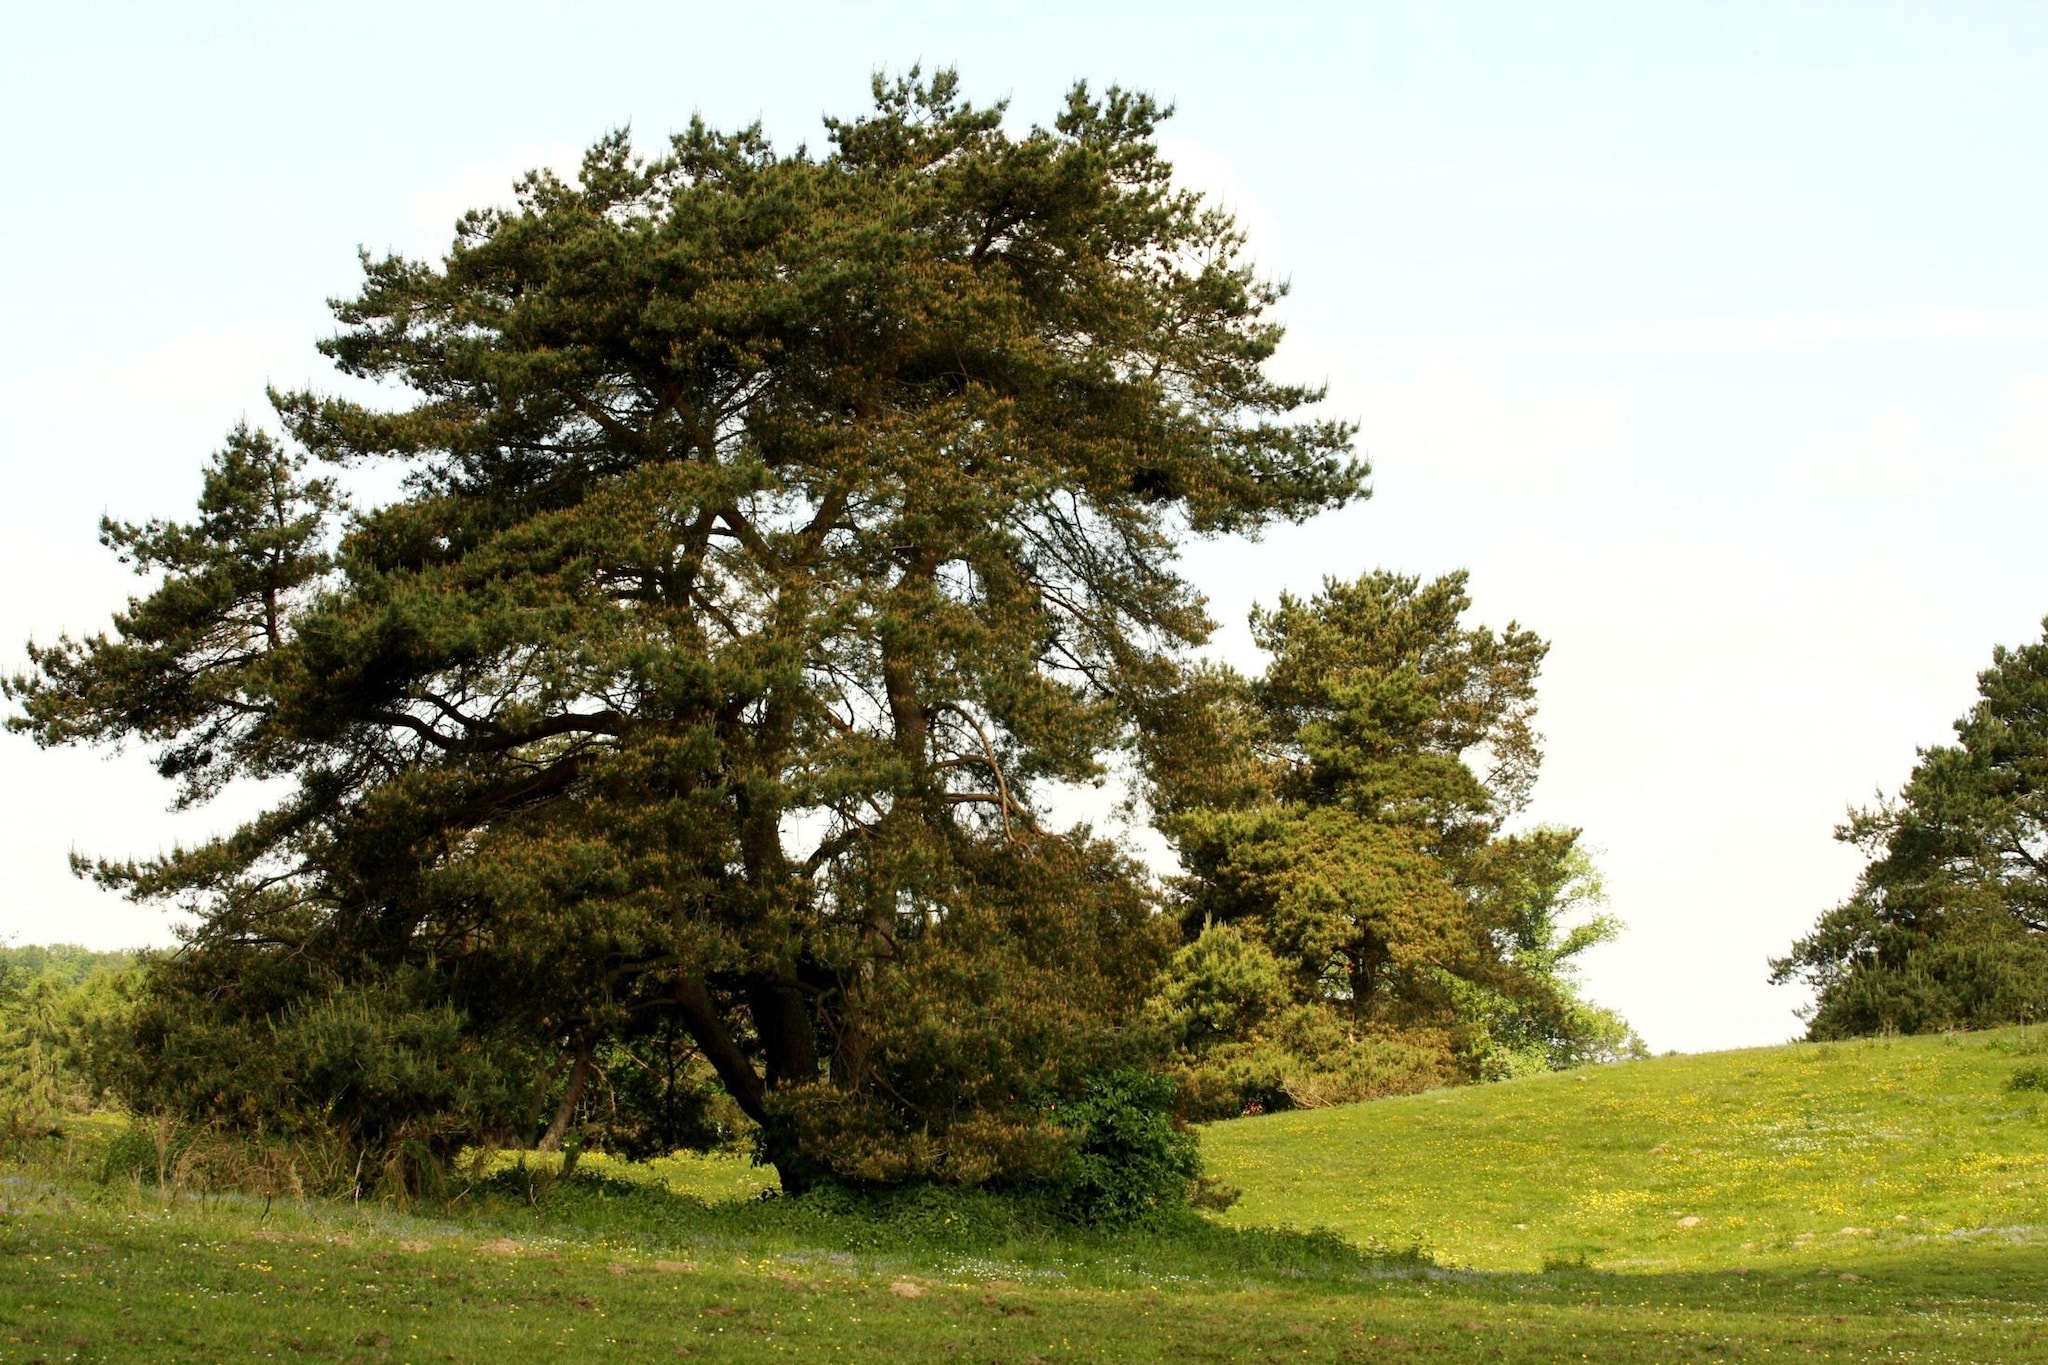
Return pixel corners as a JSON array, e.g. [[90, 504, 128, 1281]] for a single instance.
[[538, 1040, 592, 1152]]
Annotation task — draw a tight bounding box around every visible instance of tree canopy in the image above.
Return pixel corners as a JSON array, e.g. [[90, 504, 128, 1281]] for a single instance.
[[6, 72, 1363, 1193], [1773, 618, 2048, 1038], [1142, 570, 1640, 1117]]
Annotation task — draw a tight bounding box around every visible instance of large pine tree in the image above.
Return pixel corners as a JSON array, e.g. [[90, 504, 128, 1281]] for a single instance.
[[7, 73, 1360, 1190]]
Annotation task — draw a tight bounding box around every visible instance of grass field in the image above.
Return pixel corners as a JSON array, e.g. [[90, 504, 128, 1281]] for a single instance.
[[1205, 1026, 2048, 1274], [5, 1029, 2047, 1362]]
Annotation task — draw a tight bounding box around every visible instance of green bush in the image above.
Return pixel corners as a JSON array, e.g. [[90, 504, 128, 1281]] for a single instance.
[[1796, 908, 2048, 1040], [1051, 1069, 1201, 1225], [96, 1123, 162, 1185], [581, 1034, 751, 1161], [2006, 1063, 2048, 1093], [1169, 1008, 1451, 1121], [92, 961, 533, 1196]]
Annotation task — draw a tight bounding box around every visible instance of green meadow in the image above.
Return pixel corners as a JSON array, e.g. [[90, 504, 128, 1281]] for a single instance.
[[7, 1028, 2048, 1362], [1205, 1026, 2048, 1274]]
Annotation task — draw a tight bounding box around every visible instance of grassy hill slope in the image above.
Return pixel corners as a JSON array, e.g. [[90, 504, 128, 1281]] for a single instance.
[[7, 1029, 2048, 1361], [1204, 1025, 2048, 1272]]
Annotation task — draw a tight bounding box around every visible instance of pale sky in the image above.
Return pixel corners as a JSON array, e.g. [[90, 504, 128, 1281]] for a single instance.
[[3, 2, 2045, 1053]]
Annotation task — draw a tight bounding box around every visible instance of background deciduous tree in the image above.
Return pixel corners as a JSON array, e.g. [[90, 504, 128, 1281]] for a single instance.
[[1145, 571, 1639, 1117]]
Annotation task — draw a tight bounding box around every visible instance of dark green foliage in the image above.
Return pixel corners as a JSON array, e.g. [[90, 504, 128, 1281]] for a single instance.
[[91, 961, 532, 1193], [1774, 619, 2048, 1038], [94, 1121, 162, 1185], [6, 71, 1358, 1191], [580, 1029, 750, 1162], [1786, 905, 2048, 1039]]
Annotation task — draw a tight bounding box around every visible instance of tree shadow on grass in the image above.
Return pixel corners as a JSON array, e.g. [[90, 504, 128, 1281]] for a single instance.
[[468, 1166, 2048, 1314], [467, 1167, 1432, 1287]]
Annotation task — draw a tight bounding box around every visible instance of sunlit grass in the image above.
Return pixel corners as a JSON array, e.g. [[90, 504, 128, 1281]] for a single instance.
[[8, 1179, 2048, 1362], [1203, 1025, 2048, 1272], [8, 1028, 2048, 1360], [470, 1145, 777, 1203]]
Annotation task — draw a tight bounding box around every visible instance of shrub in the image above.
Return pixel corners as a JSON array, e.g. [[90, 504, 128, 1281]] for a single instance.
[[91, 960, 532, 1197], [2006, 1063, 2048, 1093], [1148, 924, 1292, 1050], [1798, 908, 2048, 1040], [1168, 1008, 1451, 1121], [0, 945, 135, 1122], [1050, 1069, 1201, 1225], [581, 1035, 751, 1161]]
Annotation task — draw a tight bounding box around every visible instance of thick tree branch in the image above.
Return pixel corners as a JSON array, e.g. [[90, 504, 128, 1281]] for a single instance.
[[673, 973, 767, 1124]]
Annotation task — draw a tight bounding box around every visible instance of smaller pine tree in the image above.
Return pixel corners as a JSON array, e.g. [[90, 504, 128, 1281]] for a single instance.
[[1774, 618, 2048, 1037], [1144, 570, 1640, 1116]]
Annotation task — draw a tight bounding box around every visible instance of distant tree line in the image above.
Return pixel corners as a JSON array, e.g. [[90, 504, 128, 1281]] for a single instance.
[[0, 945, 132, 1130]]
